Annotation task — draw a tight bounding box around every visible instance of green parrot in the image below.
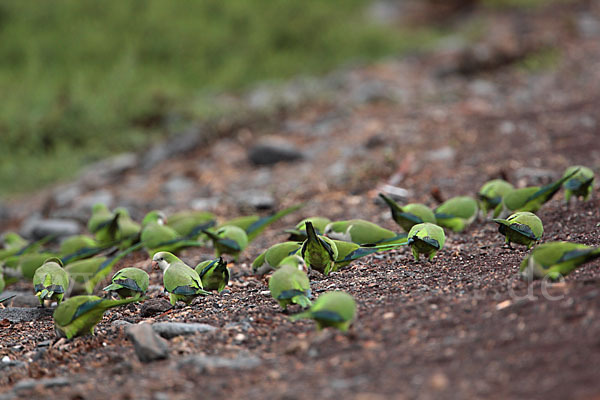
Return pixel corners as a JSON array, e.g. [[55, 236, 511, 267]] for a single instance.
[[113, 207, 142, 249], [33, 257, 70, 307], [285, 217, 331, 242], [53, 295, 142, 339], [379, 194, 437, 232], [64, 243, 142, 294], [59, 235, 99, 257], [203, 225, 249, 261], [252, 241, 302, 275], [330, 239, 406, 272], [519, 241, 600, 281], [277, 254, 307, 271], [562, 165, 594, 203], [15, 252, 58, 280], [478, 179, 514, 216], [323, 219, 406, 246], [0, 232, 28, 261], [269, 265, 311, 310], [434, 196, 478, 233], [301, 221, 338, 275], [103, 267, 149, 299], [167, 210, 216, 239], [493, 211, 543, 249], [0, 269, 5, 293], [140, 210, 201, 256], [152, 251, 211, 305], [87, 203, 120, 245], [195, 257, 230, 292], [290, 291, 356, 332], [407, 222, 446, 262], [494, 169, 579, 217], [218, 203, 303, 243]]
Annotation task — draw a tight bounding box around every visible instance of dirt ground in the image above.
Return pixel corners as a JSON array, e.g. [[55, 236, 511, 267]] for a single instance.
[[1, 2, 600, 399]]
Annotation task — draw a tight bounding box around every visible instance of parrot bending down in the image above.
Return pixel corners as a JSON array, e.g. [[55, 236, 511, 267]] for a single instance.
[[434, 196, 478, 233], [494, 169, 579, 217], [252, 241, 302, 275], [323, 219, 406, 246], [562, 165, 594, 203], [269, 265, 312, 310], [53, 295, 142, 339], [285, 217, 331, 242], [407, 223, 446, 262], [493, 211, 543, 249], [301, 222, 338, 275], [290, 291, 356, 332], [520, 242, 600, 281], [103, 267, 149, 299], [140, 210, 202, 256], [166, 211, 216, 239], [379, 194, 436, 232], [152, 251, 211, 305], [33, 258, 70, 307], [478, 179, 514, 216], [113, 207, 142, 249], [87, 203, 120, 245], [202, 225, 248, 261], [195, 257, 230, 292]]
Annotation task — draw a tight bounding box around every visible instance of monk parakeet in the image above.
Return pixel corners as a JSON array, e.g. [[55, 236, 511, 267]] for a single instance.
[[195, 257, 230, 292], [203, 225, 248, 261], [379, 194, 436, 232], [252, 241, 302, 275], [407, 223, 446, 262], [434, 196, 478, 233], [478, 179, 514, 216], [140, 210, 201, 256], [269, 265, 311, 310], [167, 211, 216, 239], [520, 242, 600, 281], [53, 295, 142, 339], [301, 222, 338, 275], [103, 267, 149, 299], [290, 291, 356, 332], [65, 243, 142, 294], [493, 211, 543, 249], [16, 252, 58, 280], [0, 232, 28, 261], [113, 207, 142, 249], [88, 203, 120, 245], [562, 165, 594, 203], [285, 217, 331, 242], [323, 219, 406, 246], [277, 254, 307, 271], [219, 203, 303, 243], [494, 169, 579, 217], [152, 251, 211, 305], [33, 258, 69, 307], [60, 235, 99, 257]]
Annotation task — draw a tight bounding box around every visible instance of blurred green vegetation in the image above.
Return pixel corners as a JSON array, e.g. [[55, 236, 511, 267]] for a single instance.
[[0, 0, 444, 196]]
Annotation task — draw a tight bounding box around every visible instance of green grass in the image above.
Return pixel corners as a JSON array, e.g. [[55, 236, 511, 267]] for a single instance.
[[0, 0, 442, 196]]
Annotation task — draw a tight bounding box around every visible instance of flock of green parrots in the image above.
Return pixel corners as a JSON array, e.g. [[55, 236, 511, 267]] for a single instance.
[[0, 164, 597, 341]]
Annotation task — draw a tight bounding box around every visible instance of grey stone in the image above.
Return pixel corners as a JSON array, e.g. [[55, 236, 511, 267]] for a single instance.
[[13, 377, 72, 392], [7, 294, 39, 308], [163, 176, 194, 194], [151, 322, 217, 339], [112, 320, 133, 327], [80, 153, 138, 183], [425, 146, 456, 162], [140, 298, 172, 318], [0, 360, 25, 371], [248, 137, 304, 166], [20, 216, 80, 240], [177, 355, 261, 372], [142, 129, 205, 169], [578, 13, 600, 38], [0, 307, 53, 323], [75, 189, 114, 212], [126, 324, 169, 363], [53, 184, 82, 208], [190, 197, 220, 211], [236, 190, 275, 210]]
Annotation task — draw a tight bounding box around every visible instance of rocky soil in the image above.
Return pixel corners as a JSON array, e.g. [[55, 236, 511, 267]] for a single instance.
[[1, 1, 600, 399]]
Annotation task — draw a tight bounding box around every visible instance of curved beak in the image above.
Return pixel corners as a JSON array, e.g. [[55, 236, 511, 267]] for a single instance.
[[151, 261, 159, 270]]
